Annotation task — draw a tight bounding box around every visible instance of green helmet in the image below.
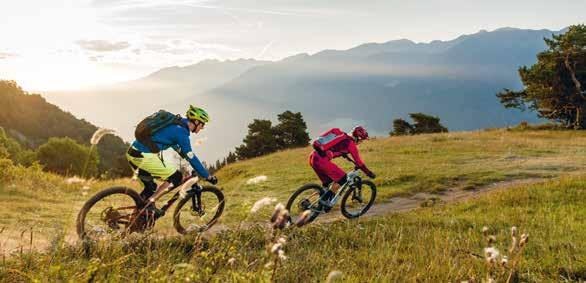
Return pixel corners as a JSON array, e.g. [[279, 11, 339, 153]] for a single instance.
[[186, 105, 210, 124]]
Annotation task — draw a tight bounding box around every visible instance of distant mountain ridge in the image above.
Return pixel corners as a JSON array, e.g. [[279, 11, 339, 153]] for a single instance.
[[43, 27, 563, 163]]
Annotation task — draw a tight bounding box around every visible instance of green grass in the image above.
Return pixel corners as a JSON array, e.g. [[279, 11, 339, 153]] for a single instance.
[[1, 173, 584, 282], [216, 129, 586, 221], [2, 129, 586, 246]]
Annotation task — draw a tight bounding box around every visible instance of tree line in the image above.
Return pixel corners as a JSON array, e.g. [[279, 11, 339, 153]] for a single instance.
[[206, 110, 310, 173]]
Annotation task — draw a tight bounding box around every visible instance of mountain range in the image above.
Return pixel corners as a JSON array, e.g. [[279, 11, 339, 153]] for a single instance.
[[43, 27, 564, 163]]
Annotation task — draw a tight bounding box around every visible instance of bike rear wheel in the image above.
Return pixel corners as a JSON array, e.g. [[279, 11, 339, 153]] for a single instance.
[[286, 184, 325, 226], [340, 180, 376, 219], [173, 186, 225, 234], [76, 187, 145, 241]]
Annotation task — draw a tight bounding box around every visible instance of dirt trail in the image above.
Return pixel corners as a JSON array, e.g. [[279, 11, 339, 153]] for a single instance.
[[0, 178, 547, 255], [202, 177, 546, 234], [314, 178, 545, 224]]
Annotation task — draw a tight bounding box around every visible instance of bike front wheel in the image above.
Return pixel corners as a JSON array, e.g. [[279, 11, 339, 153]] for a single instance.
[[286, 183, 325, 226], [173, 185, 225, 234], [340, 180, 376, 219]]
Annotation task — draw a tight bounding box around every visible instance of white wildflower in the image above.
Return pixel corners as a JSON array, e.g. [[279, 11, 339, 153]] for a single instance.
[[520, 233, 529, 247], [250, 197, 276, 213], [270, 203, 285, 222], [295, 210, 313, 227], [277, 237, 287, 245], [271, 243, 282, 254], [90, 128, 116, 145], [277, 249, 287, 260], [484, 247, 500, 263], [66, 176, 85, 184], [501, 256, 509, 267], [246, 175, 268, 185], [326, 270, 343, 282]]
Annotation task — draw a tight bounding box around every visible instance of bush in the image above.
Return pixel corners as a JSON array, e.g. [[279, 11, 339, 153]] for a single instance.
[[507, 122, 567, 131], [36, 137, 100, 177], [390, 113, 448, 136]]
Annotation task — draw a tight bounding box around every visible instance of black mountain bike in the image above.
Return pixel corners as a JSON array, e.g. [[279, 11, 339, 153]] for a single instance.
[[76, 173, 224, 240], [286, 155, 376, 225]]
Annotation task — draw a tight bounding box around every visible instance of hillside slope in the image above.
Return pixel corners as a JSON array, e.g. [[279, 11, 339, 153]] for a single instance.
[[1, 163, 584, 282], [0, 81, 130, 176], [2, 129, 585, 240]]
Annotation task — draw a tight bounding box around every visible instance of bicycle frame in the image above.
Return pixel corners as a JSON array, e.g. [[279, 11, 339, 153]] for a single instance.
[[159, 176, 204, 214], [323, 169, 361, 208]]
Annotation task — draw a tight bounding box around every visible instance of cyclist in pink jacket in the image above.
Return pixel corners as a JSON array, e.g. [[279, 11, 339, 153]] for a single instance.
[[309, 126, 376, 209]]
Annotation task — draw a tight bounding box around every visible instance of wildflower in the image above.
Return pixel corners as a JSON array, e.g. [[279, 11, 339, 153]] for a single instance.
[[271, 203, 285, 223], [66, 176, 85, 184], [277, 237, 287, 245], [482, 226, 489, 236], [326, 270, 343, 282], [511, 226, 518, 237], [509, 236, 518, 253], [277, 249, 287, 260], [251, 197, 276, 213], [271, 243, 282, 254], [90, 128, 116, 145], [484, 247, 500, 264], [246, 175, 268, 185], [272, 209, 290, 230], [501, 256, 509, 267], [227, 258, 236, 265], [295, 210, 313, 227], [487, 235, 497, 245], [520, 233, 529, 247]]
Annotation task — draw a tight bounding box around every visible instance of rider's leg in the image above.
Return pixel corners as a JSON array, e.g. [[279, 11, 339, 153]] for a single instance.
[[148, 170, 182, 203], [321, 175, 347, 201], [310, 152, 345, 206], [136, 169, 157, 200]]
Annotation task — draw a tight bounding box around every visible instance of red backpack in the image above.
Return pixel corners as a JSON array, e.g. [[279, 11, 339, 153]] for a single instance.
[[312, 128, 352, 155]]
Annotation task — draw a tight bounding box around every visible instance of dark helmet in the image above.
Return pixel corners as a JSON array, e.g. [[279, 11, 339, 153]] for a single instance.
[[351, 125, 369, 142]]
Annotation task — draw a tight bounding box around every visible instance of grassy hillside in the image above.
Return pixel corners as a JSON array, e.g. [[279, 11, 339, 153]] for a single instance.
[[216, 129, 586, 221], [1, 170, 584, 281], [1, 129, 586, 251]]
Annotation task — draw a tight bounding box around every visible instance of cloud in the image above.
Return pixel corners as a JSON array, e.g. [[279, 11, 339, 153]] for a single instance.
[[0, 51, 17, 59], [144, 40, 240, 55], [76, 40, 131, 52]]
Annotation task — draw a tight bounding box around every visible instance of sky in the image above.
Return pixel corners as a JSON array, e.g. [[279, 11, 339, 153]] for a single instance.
[[0, 0, 584, 91]]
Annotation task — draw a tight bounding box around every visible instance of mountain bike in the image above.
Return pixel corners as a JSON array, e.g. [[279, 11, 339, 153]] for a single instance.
[[76, 173, 224, 240], [286, 155, 376, 226]]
